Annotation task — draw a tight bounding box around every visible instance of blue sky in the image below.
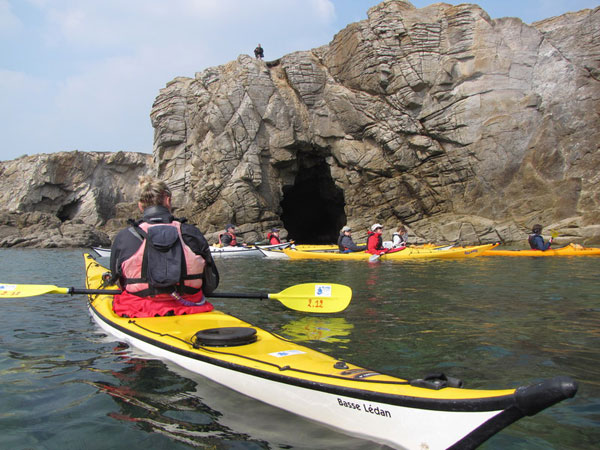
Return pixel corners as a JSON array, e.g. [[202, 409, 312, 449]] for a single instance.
[[1, 0, 598, 162]]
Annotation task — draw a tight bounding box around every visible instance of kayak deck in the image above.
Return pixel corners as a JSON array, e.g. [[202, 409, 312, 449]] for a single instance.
[[482, 243, 600, 256], [283, 243, 497, 261], [85, 254, 505, 398]]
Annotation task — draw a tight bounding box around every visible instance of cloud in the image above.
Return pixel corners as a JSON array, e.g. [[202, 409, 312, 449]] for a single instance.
[[1, 0, 342, 160], [0, 0, 21, 35], [5, 0, 594, 161]]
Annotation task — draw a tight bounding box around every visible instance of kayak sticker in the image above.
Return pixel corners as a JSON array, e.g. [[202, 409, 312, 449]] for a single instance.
[[0, 284, 17, 291], [315, 285, 332, 297], [337, 398, 392, 418], [0, 285, 20, 297], [269, 350, 306, 358]]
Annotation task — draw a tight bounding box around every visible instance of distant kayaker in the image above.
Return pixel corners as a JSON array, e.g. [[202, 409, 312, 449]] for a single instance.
[[528, 224, 553, 251], [367, 224, 387, 255], [219, 224, 246, 247], [267, 228, 282, 245], [392, 225, 408, 248], [338, 226, 367, 253], [254, 44, 264, 60], [109, 176, 220, 318]]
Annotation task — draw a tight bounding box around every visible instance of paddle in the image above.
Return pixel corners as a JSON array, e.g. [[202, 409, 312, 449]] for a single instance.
[[368, 246, 408, 262], [0, 282, 352, 313], [368, 252, 384, 262]]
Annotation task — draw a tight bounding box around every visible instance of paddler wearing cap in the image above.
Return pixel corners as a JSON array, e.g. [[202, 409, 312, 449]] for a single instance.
[[367, 223, 387, 255], [267, 228, 282, 245], [337, 226, 367, 253], [219, 224, 246, 247]]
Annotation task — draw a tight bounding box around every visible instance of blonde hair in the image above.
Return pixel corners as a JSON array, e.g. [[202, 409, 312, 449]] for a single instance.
[[138, 176, 171, 209]]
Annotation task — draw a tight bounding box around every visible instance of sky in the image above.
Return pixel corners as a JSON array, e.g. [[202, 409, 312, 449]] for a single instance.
[[1, 0, 598, 162]]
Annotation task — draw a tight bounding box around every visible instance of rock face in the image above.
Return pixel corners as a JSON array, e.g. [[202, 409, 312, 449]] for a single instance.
[[0, 1, 599, 247], [0, 151, 150, 247], [150, 0, 600, 245]]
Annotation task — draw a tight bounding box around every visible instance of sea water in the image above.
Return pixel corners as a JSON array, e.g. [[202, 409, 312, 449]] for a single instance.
[[0, 249, 598, 449]]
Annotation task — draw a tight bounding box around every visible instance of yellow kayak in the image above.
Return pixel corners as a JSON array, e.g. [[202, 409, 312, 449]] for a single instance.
[[82, 253, 576, 449], [481, 243, 600, 257], [283, 243, 498, 261], [294, 243, 443, 251]]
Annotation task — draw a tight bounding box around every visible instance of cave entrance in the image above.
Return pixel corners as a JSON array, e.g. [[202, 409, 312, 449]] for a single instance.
[[280, 157, 346, 244]]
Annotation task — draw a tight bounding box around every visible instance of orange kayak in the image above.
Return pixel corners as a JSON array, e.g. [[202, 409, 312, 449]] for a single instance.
[[481, 243, 600, 257]]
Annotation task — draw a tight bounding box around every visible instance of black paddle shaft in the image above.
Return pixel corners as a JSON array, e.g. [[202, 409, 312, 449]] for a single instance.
[[207, 292, 268, 299], [69, 288, 268, 299]]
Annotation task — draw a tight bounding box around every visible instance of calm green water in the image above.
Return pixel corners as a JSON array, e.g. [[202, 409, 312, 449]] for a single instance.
[[1, 249, 598, 449]]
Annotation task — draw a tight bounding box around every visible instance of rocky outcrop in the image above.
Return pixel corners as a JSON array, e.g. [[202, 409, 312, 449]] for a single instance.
[[150, 0, 600, 245], [1, 1, 599, 247], [0, 151, 150, 247]]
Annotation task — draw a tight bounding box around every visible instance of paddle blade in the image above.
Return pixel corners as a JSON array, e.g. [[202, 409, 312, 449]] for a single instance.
[[269, 283, 352, 313], [0, 284, 69, 298], [368, 253, 381, 262]]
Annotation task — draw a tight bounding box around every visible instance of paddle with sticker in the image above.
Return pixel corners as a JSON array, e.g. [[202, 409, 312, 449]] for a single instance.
[[0, 282, 352, 313]]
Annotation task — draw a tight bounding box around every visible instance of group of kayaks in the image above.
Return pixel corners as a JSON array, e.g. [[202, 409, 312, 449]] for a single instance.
[[81, 253, 577, 449], [93, 242, 600, 262], [267, 242, 600, 261]]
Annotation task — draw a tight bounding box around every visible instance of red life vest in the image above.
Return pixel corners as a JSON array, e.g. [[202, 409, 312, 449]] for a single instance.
[[120, 221, 205, 299], [366, 231, 384, 254], [218, 231, 237, 246], [267, 233, 281, 245]]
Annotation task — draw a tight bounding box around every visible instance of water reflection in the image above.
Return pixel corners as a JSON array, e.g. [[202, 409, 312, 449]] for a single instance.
[[279, 316, 353, 343], [91, 344, 383, 449]]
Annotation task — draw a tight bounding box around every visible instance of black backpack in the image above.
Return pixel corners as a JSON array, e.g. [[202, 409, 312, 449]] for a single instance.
[[135, 224, 186, 290]]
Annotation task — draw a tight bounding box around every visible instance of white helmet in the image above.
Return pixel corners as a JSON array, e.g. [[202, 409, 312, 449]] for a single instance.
[[371, 223, 383, 231]]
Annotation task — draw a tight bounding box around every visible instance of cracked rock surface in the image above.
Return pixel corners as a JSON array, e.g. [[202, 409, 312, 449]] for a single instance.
[[1, 1, 599, 247]]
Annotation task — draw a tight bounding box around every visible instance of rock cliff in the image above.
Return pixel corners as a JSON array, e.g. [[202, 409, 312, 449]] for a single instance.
[[0, 151, 150, 247], [149, 0, 600, 245], [0, 0, 599, 247]]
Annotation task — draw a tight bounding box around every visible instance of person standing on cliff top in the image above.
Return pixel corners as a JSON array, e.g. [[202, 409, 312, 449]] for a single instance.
[[254, 44, 264, 59]]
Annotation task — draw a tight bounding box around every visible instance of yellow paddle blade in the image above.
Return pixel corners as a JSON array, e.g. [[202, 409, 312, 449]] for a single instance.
[[0, 284, 69, 298], [550, 229, 559, 238], [269, 283, 352, 313]]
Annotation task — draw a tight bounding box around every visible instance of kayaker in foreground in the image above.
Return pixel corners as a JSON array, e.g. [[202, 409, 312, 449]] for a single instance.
[[528, 224, 553, 251], [109, 176, 219, 318], [337, 226, 367, 253]]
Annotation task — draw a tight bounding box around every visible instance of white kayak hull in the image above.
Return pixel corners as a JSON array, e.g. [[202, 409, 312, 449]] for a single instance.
[[210, 242, 291, 258], [90, 306, 501, 449], [95, 243, 291, 259]]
